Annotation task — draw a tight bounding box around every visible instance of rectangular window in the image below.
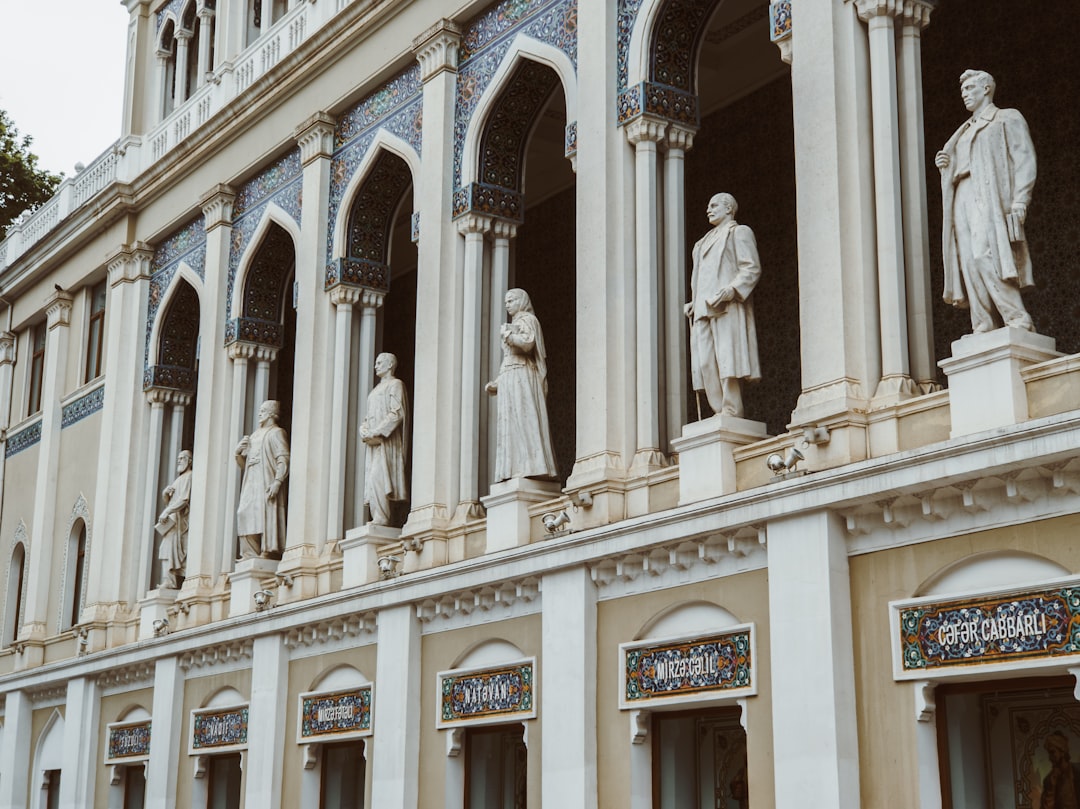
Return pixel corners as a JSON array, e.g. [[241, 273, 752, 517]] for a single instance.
[[85, 281, 107, 382], [27, 322, 46, 415], [465, 725, 527, 809], [320, 740, 366, 809], [123, 765, 147, 809], [653, 708, 747, 809], [207, 753, 242, 809], [45, 770, 61, 809]]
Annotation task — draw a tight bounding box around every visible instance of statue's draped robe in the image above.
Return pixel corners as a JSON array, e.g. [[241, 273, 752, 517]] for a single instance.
[[155, 469, 191, 586], [236, 424, 289, 554], [363, 377, 409, 525]]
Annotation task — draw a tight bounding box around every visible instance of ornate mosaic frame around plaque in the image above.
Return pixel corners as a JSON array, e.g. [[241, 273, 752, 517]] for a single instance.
[[619, 624, 756, 710], [104, 719, 152, 764], [436, 657, 537, 729], [188, 703, 249, 755], [296, 685, 373, 744], [890, 576, 1080, 681]]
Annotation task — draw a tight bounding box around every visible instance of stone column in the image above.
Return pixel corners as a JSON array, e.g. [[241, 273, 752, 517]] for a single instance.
[[22, 289, 73, 657], [565, 0, 634, 525], [404, 20, 463, 546], [260, 0, 274, 34], [196, 7, 214, 85], [281, 113, 335, 586], [898, 0, 936, 392], [180, 185, 235, 620], [245, 633, 289, 809], [371, 604, 421, 809], [0, 689, 31, 808], [0, 333, 16, 557], [663, 126, 695, 448], [251, 345, 276, 411], [625, 117, 667, 474], [58, 677, 101, 806], [89, 244, 152, 632], [167, 393, 189, 471], [220, 342, 254, 573], [327, 285, 360, 541], [352, 290, 384, 527], [146, 656, 184, 809], [767, 510, 860, 808], [488, 220, 516, 485], [455, 213, 491, 520], [139, 390, 169, 593], [855, 0, 916, 405], [542, 567, 597, 809], [173, 29, 193, 108], [786, 0, 881, 466]]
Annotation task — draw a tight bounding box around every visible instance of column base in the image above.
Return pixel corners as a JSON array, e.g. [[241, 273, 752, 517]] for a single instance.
[[340, 525, 402, 587], [939, 327, 1059, 437], [671, 414, 768, 503], [871, 374, 919, 407], [481, 478, 562, 552], [228, 558, 279, 618], [275, 543, 320, 603], [451, 500, 486, 525], [139, 588, 178, 640], [628, 448, 668, 477]]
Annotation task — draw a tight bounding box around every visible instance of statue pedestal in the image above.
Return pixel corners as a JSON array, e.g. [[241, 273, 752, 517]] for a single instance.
[[939, 328, 1060, 438], [228, 557, 279, 618], [671, 414, 768, 504], [138, 588, 178, 640], [340, 524, 402, 587], [481, 478, 561, 553]]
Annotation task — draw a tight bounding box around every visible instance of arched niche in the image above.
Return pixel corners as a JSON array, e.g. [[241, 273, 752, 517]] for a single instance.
[[915, 550, 1071, 598], [308, 663, 370, 693], [32, 709, 65, 809], [117, 705, 152, 723], [635, 599, 742, 641], [453, 638, 528, 670], [202, 686, 247, 709]]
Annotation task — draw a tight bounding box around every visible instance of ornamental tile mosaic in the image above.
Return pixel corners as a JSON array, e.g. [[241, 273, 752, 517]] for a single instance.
[[298, 687, 372, 741], [5, 421, 41, 458], [147, 280, 200, 391], [190, 706, 248, 753], [106, 721, 152, 763], [155, 0, 185, 31], [769, 0, 792, 42], [621, 629, 754, 708], [437, 659, 536, 728], [61, 386, 105, 428], [453, 0, 577, 190], [897, 586, 1080, 673], [326, 66, 422, 268], [146, 216, 206, 372], [616, 0, 648, 94]]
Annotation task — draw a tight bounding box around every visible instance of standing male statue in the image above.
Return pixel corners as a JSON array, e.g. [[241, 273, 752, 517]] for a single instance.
[[684, 192, 762, 419], [155, 450, 193, 589], [235, 400, 290, 559], [359, 352, 409, 526], [936, 69, 1037, 334]]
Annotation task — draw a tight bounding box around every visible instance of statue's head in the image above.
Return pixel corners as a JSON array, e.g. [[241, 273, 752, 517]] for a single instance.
[[375, 352, 398, 376], [959, 69, 995, 112], [1046, 731, 1071, 764], [707, 192, 738, 226], [259, 400, 281, 425], [177, 450, 192, 472], [505, 288, 534, 316]]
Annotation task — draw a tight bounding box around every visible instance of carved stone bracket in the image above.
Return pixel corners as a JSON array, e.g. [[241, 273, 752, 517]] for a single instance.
[[915, 680, 936, 722], [413, 19, 462, 81], [199, 184, 236, 230], [295, 112, 336, 166], [630, 709, 650, 744]]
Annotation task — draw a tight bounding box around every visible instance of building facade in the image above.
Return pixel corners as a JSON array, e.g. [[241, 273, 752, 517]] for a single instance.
[[0, 0, 1078, 806]]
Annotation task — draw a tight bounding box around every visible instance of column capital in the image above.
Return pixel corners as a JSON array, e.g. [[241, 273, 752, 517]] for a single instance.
[[254, 344, 278, 363], [175, 28, 194, 41], [144, 387, 189, 406], [106, 242, 154, 286], [456, 213, 493, 236], [491, 220, 518, 241], [361, 289, 386, 309], [665, 124, 697, 153], [294, 112, 337, 166], [0, 332, 15, 365], [45, 289, 74, 329], [227, 342, 257, 361], [413, 19, 462, 81], [624, 116, 668, 147], [901, 0, 934, 28], [852, 0, 903, 22], [200, 184, 236, 229], [196, 5, 214, 20]]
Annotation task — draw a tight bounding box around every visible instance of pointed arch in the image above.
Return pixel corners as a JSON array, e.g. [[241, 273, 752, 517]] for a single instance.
[[460, 33, 579, 188], [625, 0, 724, 94], [331, 131, 420, 261], [156, 13, 179, 52], [231, 203, 301, 320], [59, 495, 92, 632], [148, 266, 203, 393]]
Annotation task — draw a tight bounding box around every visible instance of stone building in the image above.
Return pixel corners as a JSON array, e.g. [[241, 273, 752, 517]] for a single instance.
[[0, 0, 1078, 806]]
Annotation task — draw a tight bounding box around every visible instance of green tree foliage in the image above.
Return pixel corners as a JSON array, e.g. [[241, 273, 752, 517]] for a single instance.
[[0, 109, 62, 231]]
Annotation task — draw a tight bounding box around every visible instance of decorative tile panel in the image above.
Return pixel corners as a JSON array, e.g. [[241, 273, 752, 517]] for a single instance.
[[189, 705, 248, 754], [620, 627, 756, 709], [563, 120, 577, 158], [155, 0, 184, 31], [894, 581, 1080, 676], [5, 421, 42, 458], [325, 258, 389, 292], [769, 0, 792, 42], [618, 80, 699, 126], [146, 215, 206, 373], [297, 686, 373, 742], [452, 183, 524, 223], [105, 720, 151, 764], [616, 0, 648, 94], [61, 385, 105, 428], [144, 364, 197, 393], [437, 658, 536, 728]]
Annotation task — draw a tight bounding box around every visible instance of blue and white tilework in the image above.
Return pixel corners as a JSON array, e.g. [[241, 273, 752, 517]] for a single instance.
[[61, 386, 106, 429], [5, 421, 42, 458], [145, 215, 206, 375], [155, 0, 185, 31]]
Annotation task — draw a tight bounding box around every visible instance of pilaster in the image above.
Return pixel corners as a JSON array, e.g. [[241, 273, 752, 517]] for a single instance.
[[0, 689, 31, 809], [58, 677, 101, 806], [403, 20, 463, 545], [767, 510, 860, 807], [371, 604, 421, 809], [0, 333, 16, 528], [351, 289, 385, 530], [326, 284, 362, 542], [663, 125, 695, 449], [146, 656, 184, 809], [245, 633, 289, 809]]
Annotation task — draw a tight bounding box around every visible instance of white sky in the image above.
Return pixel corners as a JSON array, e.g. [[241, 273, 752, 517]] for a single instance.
[[0, 0, 130, 178]]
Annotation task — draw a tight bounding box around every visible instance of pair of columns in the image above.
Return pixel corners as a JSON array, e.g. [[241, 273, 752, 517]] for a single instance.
[[158, 5, 216, 117]]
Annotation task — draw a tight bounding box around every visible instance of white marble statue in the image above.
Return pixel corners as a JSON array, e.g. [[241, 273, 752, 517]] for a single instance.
[[936, 69, 1037, 334], [360, 352, 409, 526], [235, 400, 290, 559], [154, 450, 192, 589], [485, 288, 558, 482], [684, 192, 761, 418]]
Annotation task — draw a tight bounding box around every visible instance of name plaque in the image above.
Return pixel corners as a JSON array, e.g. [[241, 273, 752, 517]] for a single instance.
[[437, 658, 536, 729], [105, 720, 151, 764], [620, 626, 756, 709], [297, 685, 373, 743], [892, 581, 1080, 677], [189, 704, 249, 755]]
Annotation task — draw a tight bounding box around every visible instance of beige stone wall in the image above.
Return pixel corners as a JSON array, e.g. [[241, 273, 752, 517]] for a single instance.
[[177, 668, 253, 809], [850, 514, 1080, 808], [30, 704, 65, 789], [596, 569, 774, 808], [418, 614, 542, 809], [94, 687, 154, 808]]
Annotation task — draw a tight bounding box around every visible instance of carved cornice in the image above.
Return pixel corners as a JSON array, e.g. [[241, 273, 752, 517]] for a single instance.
[[491, 220, 518, 241], [199, 184, 236, 230], [294, 112, 336, 166], [28, 683, 67, 705], [852, 0, 904, 22], [415, 576, 541, 624], [455, 213, 493, 237], [901, 0, 934, 29], [0, 332, 15, 365], [413, 19, 462, 81], [666, 124, 697, 153], [282, 612, 377, 652], [178, 639, 253, 672], [95, 661, 156, 692]]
